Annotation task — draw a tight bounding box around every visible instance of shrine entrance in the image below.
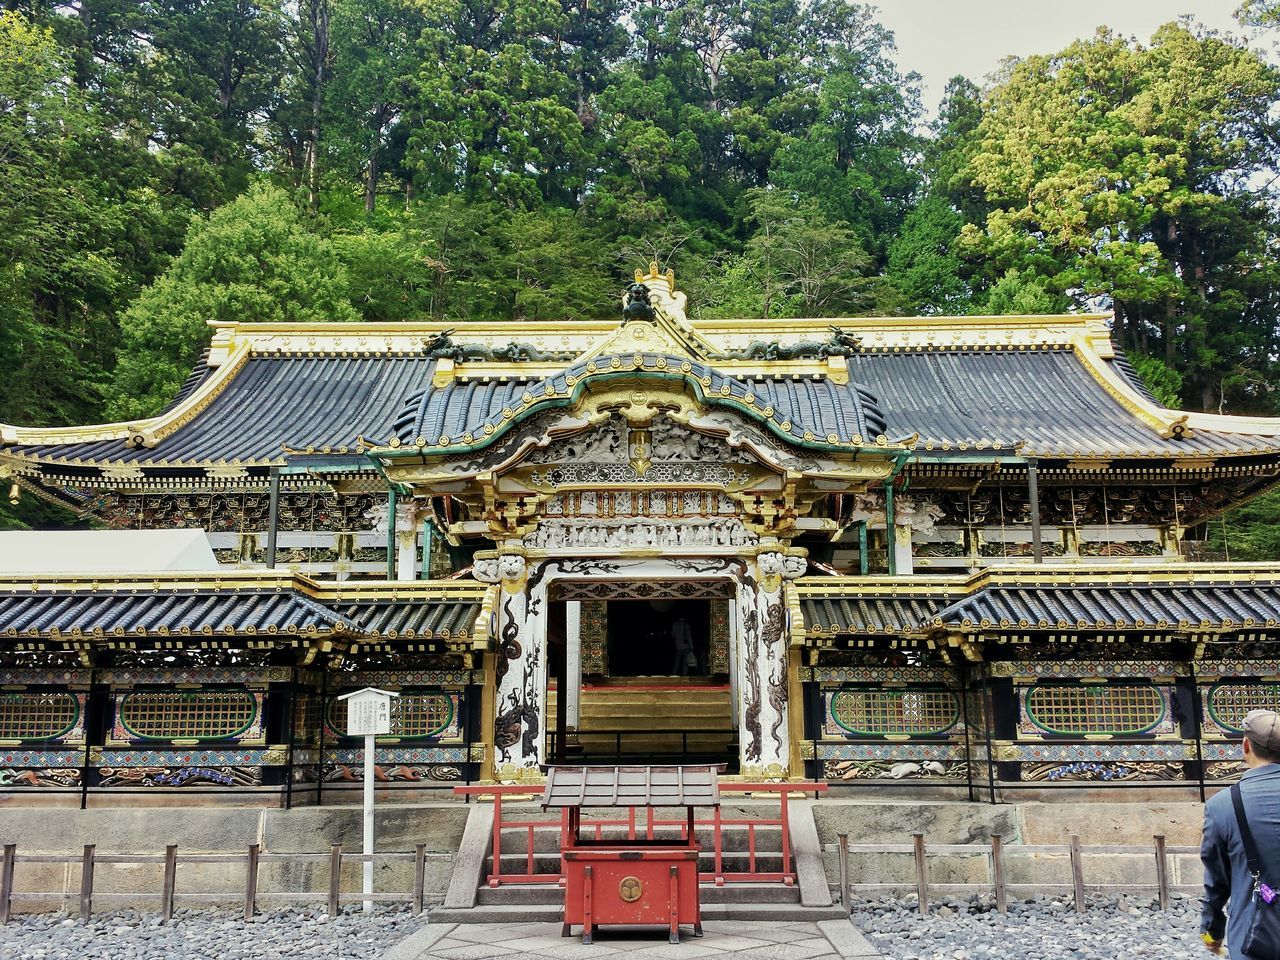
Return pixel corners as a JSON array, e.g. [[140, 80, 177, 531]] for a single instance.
[[546, 582, 738, 769], [605, 599, 711, 678]]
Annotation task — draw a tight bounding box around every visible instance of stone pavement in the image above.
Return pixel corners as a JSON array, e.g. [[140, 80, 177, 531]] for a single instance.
[[383, 919, 882, 960]]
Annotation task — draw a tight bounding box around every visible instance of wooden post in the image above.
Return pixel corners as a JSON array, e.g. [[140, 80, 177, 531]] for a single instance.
[[162, 846, 178, 922], [0, 843, 15, 924], [244, 844, 260, 921], [329, 845, 342, 917], [668, 865, 679, 945], [79, 844, 95, 924], [1027, 459, 1043, 563], [1154, 835, 1170, 911], [413, 844, 426, 916], [912, 833, 928, 916], [266, 467, 281, 569], [837, 832, 850, 914], [1069, 835, 1085, 914], [884, 480, 897, 575], [991, 834, 1007, 914], [582, 864, 594, 945]]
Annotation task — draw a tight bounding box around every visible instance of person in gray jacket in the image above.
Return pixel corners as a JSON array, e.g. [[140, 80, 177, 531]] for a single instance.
[[1201, 709, 1280, 957]]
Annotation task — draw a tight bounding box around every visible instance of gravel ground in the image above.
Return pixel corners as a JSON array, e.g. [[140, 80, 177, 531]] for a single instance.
[[0, 906, 427, 960], [853, 894, 1208, 960]]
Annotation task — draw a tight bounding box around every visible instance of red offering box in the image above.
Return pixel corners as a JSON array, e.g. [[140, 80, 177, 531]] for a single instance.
[[562, 846, 701, 943]]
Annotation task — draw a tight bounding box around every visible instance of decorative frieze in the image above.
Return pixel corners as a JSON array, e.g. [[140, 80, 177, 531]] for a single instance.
[[543, 490, 739, 518], [524, 516, 755, 552]]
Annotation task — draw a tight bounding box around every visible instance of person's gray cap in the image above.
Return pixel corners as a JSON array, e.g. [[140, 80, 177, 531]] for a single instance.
[[1243, 709, 1280, 752]]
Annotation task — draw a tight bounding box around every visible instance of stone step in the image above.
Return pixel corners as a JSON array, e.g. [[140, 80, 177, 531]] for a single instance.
[[429, 902, 846, 924], [474, 882, 802, 907], [476, 885, 563, 906]]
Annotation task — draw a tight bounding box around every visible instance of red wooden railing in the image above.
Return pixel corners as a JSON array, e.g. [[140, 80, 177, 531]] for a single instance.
[[453, 781, 826, 888]]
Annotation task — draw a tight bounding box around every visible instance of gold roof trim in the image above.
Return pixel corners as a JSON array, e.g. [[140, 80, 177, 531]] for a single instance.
[[197, 312, 1114, 357], [0, 339, 253, 449], [795, 561, 1280, 600], [7, 309, 1280, 464], [0, 570, 488, 601]]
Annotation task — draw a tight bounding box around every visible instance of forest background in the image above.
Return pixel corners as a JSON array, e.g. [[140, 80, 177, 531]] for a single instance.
[[2, 0, 1280, 553]]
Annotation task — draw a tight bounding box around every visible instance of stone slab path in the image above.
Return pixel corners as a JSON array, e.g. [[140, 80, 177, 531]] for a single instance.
[[384, 920, 882, 960]]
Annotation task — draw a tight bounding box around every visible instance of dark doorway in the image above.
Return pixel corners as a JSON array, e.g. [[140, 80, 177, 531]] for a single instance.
[[605, 599, 711, 677]]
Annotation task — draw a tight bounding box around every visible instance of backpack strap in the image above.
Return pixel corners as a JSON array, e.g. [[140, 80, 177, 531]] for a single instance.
[[1231, 782, 1265, 880]]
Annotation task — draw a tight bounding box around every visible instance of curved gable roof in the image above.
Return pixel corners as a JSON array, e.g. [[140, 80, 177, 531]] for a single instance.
[[5, 314, 1280, 480], [388, 352, 891, 457]]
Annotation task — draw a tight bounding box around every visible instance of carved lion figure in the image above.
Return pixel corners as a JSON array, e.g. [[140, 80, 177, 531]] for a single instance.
[[622, 282, 655, 322], [782, 554, 808, 579], [472, 556, 500, 583], [757, 552, 785, 577], [497, 554, 526, 585]]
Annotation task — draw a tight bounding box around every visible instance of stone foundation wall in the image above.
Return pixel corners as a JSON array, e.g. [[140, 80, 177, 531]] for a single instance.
[[813, 799, 1209, 896], [0, 797, 1211, 914], [0, 803, 469, 913]]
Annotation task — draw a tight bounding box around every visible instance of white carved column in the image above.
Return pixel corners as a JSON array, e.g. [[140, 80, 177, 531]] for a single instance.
[[893, 520, 914, 576], [736, 549, 791, 779], [565, 601, 582, 735], [893, 497, 943, 577], [394, 502, 420, 581], [476, 551, 546, 781]]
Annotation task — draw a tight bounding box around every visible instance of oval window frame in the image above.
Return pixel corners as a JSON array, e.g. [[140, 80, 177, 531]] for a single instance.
[[118, 687, 258, 742], [327, 690, 456, 741], [0, 691, 81, 742], [829, 686, 960, 738], [1207, 681, 1280, 735], [1025, 682, 1166, 737]]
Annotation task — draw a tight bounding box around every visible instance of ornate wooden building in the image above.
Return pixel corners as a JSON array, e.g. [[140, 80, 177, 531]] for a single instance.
[[1, 265, 1278, 802]]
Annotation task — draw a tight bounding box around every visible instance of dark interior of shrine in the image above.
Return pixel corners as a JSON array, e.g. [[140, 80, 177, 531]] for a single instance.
[[606, 599, 711, 677]]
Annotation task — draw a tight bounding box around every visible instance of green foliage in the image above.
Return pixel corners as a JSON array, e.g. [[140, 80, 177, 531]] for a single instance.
[[0, 11, 145, 425], [1238, 1, 1280, 27], [0, 490, 87, 533], [1204, 487, 1280, 560], [109, 183, 356, 417], [956, 23, 1280, 410], [736, 189, 872, 318], [885, 196, 968, 314], [1128, 355, 1185, 408], [978, 270, 1070, 316]]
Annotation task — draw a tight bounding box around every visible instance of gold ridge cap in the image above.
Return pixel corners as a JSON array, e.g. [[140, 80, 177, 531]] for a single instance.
[[692, 313, 1111, 330]]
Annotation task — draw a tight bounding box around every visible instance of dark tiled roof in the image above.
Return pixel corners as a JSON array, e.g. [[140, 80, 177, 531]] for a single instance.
[[0, 588, 349, 638], [394, 352, 890, 451], [10, 347, 1280, 471], [336, 599, 480, 639], [800, 595, 949, 635], [0, 584, 483, 644], [16, 355, 437, 465], [1109, 351, 1160, 406], [542, 764, 720, 808], [158, 349, 216, 414], [848, 349, 1272, 457], [933, 582, 1280, 631]]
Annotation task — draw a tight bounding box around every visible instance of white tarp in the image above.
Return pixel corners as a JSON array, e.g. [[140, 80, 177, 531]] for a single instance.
[[0, 529, 220, 573]]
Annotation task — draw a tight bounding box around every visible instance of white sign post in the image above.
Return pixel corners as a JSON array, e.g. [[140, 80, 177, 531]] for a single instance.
[[337, 687, 398, 913]]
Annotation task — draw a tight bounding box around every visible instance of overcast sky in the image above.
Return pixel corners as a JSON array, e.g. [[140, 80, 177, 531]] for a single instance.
[[872, 0, 1261, 114]]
